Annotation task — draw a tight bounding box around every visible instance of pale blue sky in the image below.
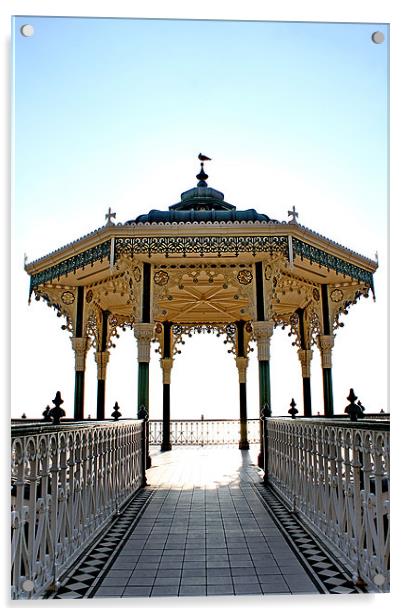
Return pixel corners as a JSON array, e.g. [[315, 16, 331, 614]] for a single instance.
[[12, 16, 388, 419]]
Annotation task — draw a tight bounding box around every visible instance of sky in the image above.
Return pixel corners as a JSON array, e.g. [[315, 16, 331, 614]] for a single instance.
[[11, 14, 389, 421]]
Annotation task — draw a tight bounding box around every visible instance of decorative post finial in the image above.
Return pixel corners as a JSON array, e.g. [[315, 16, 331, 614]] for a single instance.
[[138, 404, 148, 421], [42, 405, 52, 422], [260, 402, 271, 419], [288, 206, 299, 224], [111, 401, 122, 421], [344, 388, 364, 421], [49, 392, 66, 425], [105, 206, 116, 226], [288, 398, 299, 418], [196, 153, 211, 187]]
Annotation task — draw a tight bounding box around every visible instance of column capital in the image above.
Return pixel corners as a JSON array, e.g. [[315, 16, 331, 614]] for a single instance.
[[94, 350, 110, 380], [253, 321, 274, 361], [298, 349, 313, 378], [235, 356, 249, 383], [317, 334, 335, 369], [160, 358, 174, 384], [134, 322, 155, 362], [71, 336, 90, 371]]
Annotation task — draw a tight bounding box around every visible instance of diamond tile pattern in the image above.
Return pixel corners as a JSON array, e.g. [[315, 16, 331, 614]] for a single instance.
[[48, 487, 154, 599], [46, 446, 363, 599], [254, 483, 363, 595]]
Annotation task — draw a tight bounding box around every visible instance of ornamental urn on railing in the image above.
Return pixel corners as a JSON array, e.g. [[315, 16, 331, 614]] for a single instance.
[[48, 391, 66, 425], [138, 405, 148, 421], [42, 404, 52, 422], [288, 398, 299, 419], [111, 401, 122, 421], [260, 402, 271, 420], [344, 388, 365, 421]]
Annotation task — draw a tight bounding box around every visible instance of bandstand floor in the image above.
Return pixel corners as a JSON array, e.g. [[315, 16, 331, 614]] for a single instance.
[[49, 445, 363, 600]]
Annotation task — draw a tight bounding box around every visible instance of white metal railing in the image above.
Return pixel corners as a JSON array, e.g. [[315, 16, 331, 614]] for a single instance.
[[11, 420, 144, 600], [149, 419, 260, 446], [264, 417, 390, 591]]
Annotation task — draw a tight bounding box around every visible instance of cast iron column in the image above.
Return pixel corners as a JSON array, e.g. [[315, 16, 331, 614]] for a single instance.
[[254, 260, 273, 469], [235, 320, 250, 451], [71, 286, 89, 420], [297, 308, 313, 417], [319, 284, 335, 417], [95, 310, 110, 420], [134, 262, 154, 468], [160, 321, 173, 452]]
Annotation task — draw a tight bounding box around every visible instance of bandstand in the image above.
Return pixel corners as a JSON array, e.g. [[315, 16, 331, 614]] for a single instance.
[[15, 161, 391, 600], [25, 161, 378, 456]]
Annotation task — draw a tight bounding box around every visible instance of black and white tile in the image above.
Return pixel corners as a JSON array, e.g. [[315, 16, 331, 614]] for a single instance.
[[254, 483, 364, 594], [47, 487, 155, 599]]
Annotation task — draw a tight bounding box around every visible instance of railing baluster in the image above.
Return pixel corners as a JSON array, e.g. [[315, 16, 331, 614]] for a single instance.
[[263, 416, 389, 592], [11, 420, 144, 599]]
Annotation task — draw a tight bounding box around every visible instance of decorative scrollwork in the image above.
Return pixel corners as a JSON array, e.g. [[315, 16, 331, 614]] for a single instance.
[[329, 284, 371, 334], [34, 285, 74, 333], [169, 322, 239, 357]]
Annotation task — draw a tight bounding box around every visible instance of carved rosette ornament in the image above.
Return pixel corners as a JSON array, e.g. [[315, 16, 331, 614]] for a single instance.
[[71, 336, 91, 371], [235, 356, 249, 383], [253, 321, 274, 361], [317, 335, 335, 369], [94, 351, 110, 380], [133, 323, 155, 363], [297, 349, 313, 378], [160, 358, 174, 385]]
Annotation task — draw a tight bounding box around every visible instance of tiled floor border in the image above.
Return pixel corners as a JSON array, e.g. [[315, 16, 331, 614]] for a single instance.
[[254, 483, 364, 595], [48, 487, 156, 599]]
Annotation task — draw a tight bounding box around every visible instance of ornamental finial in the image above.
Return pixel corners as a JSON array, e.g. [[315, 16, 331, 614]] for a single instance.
[[344, 388, 364, 421], [111, 401, 122, 421], [288, 398, 299, 418], [105, 206, 116, 226], [196, 153, 211, 187], [288, 206, 299, 224]]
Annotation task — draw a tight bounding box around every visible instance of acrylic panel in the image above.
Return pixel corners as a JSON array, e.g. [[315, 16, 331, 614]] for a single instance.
[[11, 15, 389, 602]]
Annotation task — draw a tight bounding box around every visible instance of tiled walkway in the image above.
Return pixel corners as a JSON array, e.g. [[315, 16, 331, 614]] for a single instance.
[[92, 445, 320, 598]]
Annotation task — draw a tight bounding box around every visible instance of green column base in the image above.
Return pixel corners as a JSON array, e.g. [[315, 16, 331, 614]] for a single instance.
[[96, 379, 106, 420], [322, 368, 334, 417], [303, 376, 312, 417], [74, 371, 85, 420], [239, 381, 249, 450]]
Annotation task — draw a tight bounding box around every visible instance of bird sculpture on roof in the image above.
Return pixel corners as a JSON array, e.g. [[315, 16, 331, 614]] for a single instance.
[[198, 153, 211, 161]]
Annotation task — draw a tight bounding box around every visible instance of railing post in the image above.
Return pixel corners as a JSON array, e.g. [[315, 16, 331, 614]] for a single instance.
[[138, 405, 148, 486], [261, 403, 271, 484]]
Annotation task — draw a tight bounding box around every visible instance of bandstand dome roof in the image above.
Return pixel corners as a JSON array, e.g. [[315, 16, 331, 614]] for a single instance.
[[126, 164, 278, 225]]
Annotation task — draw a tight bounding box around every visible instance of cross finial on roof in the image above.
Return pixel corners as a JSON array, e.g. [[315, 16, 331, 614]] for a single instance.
[[105, 206, 116, 226], [288, 206, 299, 224]]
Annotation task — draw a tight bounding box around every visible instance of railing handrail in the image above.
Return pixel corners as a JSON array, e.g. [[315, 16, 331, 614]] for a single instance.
[[148, 418, 259, 422], [11, 418, 142, 437], [266, 416, 390, 431]]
